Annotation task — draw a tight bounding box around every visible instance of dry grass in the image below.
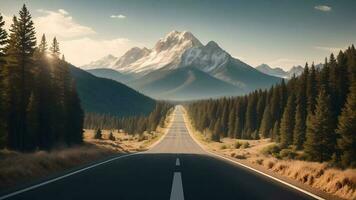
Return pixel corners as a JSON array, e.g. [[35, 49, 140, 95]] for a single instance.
[[183, 109, 356, 200], [250, 158, 356, 200], [0, 145, 115, 189]]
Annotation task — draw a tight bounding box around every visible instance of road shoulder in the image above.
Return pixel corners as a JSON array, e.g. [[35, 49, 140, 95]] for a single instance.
[[181, 107, 343, 200]]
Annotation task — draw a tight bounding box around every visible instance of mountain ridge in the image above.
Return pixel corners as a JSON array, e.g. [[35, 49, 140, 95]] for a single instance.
[[83, 30, 281, 100], [256, 64, 305, 79]]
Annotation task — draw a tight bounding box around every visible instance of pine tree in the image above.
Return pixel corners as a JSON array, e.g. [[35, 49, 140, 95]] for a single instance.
[[65, 80, 84, 145], [279, 93, 296, 148], [335, 51, 350, 116], [272, 121, 280, 142], [307, 64, 318, 114], [270, 86, 281, 125], [25, 92, 39, 151], [244, 92, 257, 138], [0, 13, 8, 147], [293, 64, 308, 149], [259, 105, 272, 138], [34, 34, 56, 150], [227, 107, 236, 138], [0, 13, 7, 61], [293, 104, 306, 149], [38, 34, 48, 54], [5, 5, 37, 151], [304, 89, 335, 162], [213, 119, 222, 142], [50, 37, 60, 58], [336, 80, 356, 167]]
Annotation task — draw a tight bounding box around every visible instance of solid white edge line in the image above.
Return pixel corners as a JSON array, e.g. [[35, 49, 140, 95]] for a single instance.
[[0, 153, 140, 200], [170, 172, 185, 200], [180, 106, 325, 200], [0, 108, 178, 200]]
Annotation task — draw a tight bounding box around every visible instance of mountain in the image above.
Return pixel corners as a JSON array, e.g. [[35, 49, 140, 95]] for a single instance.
[[86, 68, 133, 83], [113, 47, 151, 69], [81, 54, 117, 69], [288, 65, 304, 77], [256, 64, 304, 79], [255, 64, 287, 78], [130, 66, 243, 100], [82, 30, 281, 100], [113, 31, 203, 74], [69, 65, 156, 116]]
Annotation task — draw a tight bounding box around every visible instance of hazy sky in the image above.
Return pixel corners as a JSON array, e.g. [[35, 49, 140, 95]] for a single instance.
[[1, 0, 355, 70]]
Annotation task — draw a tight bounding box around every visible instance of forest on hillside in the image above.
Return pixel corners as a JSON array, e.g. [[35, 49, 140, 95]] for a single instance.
[[187, 46, 356, 168], [0, 5, 83, 151], [84, 102, 173, 135]]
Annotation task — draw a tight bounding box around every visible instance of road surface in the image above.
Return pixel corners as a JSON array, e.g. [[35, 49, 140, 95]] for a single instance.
[[1, 106, 317, 200]]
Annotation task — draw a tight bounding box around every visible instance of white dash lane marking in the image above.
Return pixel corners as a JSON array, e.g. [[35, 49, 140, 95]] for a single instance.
[[170, 172, 184, 200], [176, 158, 180, 166]]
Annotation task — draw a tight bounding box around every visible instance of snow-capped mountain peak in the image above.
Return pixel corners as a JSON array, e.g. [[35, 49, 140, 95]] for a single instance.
[[113, 47, 151, 69], [181, 40, 230, 72], [112, 30, 204, 74], [82, 31, 231, 74]]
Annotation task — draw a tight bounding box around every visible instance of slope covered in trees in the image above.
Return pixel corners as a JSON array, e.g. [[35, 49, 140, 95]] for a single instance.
[[70, 65, 156, 117], [84, 102, 172, 135], [187, 46, 356, 168], [0, 5, 83, 151]]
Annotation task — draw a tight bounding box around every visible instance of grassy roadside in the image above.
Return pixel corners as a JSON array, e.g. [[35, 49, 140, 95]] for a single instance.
[[182, 107, 356, 200], [0, 109, 174, 191]]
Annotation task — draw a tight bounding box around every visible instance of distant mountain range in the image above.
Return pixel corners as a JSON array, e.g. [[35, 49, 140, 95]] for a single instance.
[[255, 64, 303, 79], [82, 31, 281, 100], [69, 65, 155, 116], [255, 63, 324, 79]]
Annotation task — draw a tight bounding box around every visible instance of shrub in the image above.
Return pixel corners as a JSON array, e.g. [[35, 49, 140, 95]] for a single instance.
[[220, 144, 227, 149], [211, 133, 221, 142], [255, 158, 264, 165], [235, 154, 247, 159], [234, 141, 242, 149], [94, 129, 102, 140], [138, 134, 147, 142], [261, 144, 281, 156], [279, 149, 297, 159], [108, 132, 115, 141], [242, 142, 250, 149]]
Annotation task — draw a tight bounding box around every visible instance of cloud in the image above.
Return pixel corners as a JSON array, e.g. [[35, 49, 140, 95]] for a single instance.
[[2, 14, 12, 31], [58, 9, 69, 15], [314, 5, 332, 12], [35, 9, 95, 39], [314, 46, 342, 52], [61, 37, 141, 66], [1, 9, 139, 67], [111, 14, 126, 19]]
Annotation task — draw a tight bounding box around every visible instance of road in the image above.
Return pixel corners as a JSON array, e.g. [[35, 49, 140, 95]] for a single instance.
[[1, 106, 318, 200]]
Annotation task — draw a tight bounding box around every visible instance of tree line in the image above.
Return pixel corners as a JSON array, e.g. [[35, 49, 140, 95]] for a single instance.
[[187, 45, 356, 168], [84, 102, 172, 135], [0, 5, 83, 151]]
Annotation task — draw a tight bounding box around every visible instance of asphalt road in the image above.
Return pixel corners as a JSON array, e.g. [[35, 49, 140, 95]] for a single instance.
[[1, 106, 317, 200]]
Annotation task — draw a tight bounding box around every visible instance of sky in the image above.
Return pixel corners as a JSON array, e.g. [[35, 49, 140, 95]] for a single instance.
[[0, 0, 355, 70]]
